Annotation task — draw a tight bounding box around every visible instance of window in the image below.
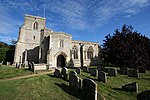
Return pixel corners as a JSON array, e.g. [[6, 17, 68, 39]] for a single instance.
[[87, 46, 93, 59], [33, 22, 38, 30], [60, 40, 64, 48], [72, 46, 78, 59], [33, 36, 35, 39]]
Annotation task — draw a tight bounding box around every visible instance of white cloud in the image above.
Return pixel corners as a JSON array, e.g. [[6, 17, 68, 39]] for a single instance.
[[0, 0, 149, 43]]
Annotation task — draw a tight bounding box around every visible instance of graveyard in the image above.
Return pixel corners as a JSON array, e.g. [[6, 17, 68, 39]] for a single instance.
[[0, 65, 150, 100]]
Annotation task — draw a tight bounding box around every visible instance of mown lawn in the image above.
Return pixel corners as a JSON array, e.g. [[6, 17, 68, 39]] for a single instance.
[[0, 66, 150, 100], [0, 65, 33, 79]]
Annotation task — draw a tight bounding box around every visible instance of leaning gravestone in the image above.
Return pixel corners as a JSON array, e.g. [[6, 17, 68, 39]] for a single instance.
[[61, 67, 68, 81], [108, 68, 117, 76], [122, 82, 138, 93], [120, 67, 128, 75], [91, 69, 98, 77], [128, 70, 139, 78], [82, 78, 97, 100], [69, 71, 80, 91], [54, 68, 61, 78], [82, 66, 89, 73], [98, 71, 107, 83], [137, 90, 150, 100], [76, 67, 81, 74]]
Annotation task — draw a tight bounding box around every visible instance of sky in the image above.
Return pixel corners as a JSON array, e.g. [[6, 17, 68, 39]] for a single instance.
[[0, 0, 150, 46]]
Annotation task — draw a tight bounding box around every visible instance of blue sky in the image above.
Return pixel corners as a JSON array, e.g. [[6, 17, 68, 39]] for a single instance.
[[0, 0, 150, 46]]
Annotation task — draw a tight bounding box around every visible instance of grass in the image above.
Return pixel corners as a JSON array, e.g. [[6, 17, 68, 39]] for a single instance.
[[0, 66, 150, 100], [0, 65, 33, 79]]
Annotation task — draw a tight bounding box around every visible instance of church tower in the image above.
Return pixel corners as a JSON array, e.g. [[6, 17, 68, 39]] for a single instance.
[[14, 14, 46, 64]]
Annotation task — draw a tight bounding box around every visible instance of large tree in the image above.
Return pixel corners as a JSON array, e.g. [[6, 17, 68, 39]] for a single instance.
[[102, 25, 150, 69]]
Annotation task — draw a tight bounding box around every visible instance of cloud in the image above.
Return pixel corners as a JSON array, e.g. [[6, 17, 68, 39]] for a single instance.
[[0, 0, 149, 44]]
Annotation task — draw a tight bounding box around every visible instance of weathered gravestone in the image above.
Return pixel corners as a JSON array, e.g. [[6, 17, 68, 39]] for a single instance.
[[120, 67, 128, 75], [97, 66, 105, 71], [82, 66, 89, 73], [28, 62, 32, 70], [128, 70, 139, 78], [122, 82, 138, 93], [7, 62, 10, 65], [69, 71, 77, 81], [15, 63, 18, 68], [91, 69, 98, 77], [69, 71, 80, 91], [108, 68, 117, 76], [0, 61, 3, 66], [61, 67, 68, 81], [76, 67, 81, 74], [137, 90, 150, 100], [82, 78, 97, 100], [54, 68, 62, 78], [31, 62, 35, 73], [98, 71, 107, 83]]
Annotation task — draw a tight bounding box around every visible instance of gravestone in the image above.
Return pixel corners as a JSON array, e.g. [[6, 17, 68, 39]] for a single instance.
[[61, 67, 68, 81], [137, 90, 150, 100], [0, 61, 3, 66], [91, 69, 98, 77], [120, 67, 128, 75], [97, 66, 104, 71], [69, 71, 80, 91], [128, 70, 139, 78], [108, 68, 117, 76], [82, 66, 89, 72], [69, 71, 77, 81], [122, 82, 138, 93], [7, 62, 10, 65], [31, 62, 35, 73], [98, 71, 107, 83], [15, 63, 18, 68], [54, 68, 61, 78], [79, 77, 82, 89], [82, 78, 97, 100], [76, 67, 81, 74]]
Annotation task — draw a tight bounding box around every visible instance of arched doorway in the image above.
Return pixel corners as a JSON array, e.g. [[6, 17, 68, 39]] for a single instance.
[[57, 54, 66, 67]]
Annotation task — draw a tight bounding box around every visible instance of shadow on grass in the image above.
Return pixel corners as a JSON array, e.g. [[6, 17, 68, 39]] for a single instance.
[[47, 74, 69, 82], [113, 88, 123, 91], [54, 83, 82, 99]]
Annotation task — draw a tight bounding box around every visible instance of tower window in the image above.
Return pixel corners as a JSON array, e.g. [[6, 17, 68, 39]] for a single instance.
[[60, 40, 64, 48], [33, 36, 35, 39], [33, 22, 38, 30]]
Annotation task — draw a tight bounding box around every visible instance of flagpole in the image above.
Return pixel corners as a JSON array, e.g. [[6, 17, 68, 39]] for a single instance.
[[44, 8, 45, 18]]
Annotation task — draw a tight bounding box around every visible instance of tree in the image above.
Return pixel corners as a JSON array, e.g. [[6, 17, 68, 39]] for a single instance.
[[102, 24, 150, 69]]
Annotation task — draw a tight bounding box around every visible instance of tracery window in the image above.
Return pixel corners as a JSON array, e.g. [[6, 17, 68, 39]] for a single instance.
[[33, 22, 38, 30], [60, 40, 64, 48], [72, 46, 78, 59], [87, 46, 93, 59]]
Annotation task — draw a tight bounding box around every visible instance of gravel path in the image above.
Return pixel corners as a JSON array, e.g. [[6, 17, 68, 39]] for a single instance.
[[0, 69, 55, 82]]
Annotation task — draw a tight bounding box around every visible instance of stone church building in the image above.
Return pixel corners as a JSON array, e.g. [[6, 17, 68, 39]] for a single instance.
[[14, 14, 100, 68]]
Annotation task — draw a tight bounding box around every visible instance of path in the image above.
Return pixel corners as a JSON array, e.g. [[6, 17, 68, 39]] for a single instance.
[[0, 69, 55, 82]]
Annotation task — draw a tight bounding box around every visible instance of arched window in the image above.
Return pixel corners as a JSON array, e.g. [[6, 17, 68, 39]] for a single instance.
[[33, 22, 38, 30], [72, 46, 78, 59], [60, 40, 64, 48], [87, 46, 93, 59]]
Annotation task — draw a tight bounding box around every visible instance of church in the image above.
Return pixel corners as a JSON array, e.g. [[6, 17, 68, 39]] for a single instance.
[[14, 14, 100, 68]]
